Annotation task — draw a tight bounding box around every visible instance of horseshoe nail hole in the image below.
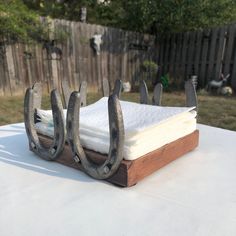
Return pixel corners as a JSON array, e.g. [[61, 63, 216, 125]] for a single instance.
[[111, 129, 117, 139], [68, 139, 74, 150], [74, 155, 81, 163], [104, 166, 110, 174], [107, 163, 112, 169], [54, 117, 59, 125], [111, 122, 116, 131], [80, 102, 83, 107], [30, 141, 36, 149], [68, 121, 72, 130], [50, 147, 56, 155], [111, 149, 117, 158]]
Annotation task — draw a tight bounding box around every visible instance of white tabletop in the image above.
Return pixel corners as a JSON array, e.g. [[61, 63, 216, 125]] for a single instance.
[[0, 123, 236, 236]]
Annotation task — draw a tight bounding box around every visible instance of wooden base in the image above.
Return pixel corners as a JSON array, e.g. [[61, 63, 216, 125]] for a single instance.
[[38, 130, 199, 187]]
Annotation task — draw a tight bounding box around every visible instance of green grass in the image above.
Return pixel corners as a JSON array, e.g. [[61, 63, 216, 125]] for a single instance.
[[0, 92, 236, 131]]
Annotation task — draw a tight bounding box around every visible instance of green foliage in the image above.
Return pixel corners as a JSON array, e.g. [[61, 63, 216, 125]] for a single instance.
[[3, 0, 236, 40], [155, 0, 236, 34], [40, 16, 70, 42], [93, 1, 125, 27], [53, 27, 70, 42], [160, 74, 185, 92], [23, 0, 98, 22], [22, 0, 236, 35], [160, 74, 170, 89], [142, 60, 158, 72], [140, 60, 158, 86], [0, 0, 46, 42], [121, 0, 236, 34]]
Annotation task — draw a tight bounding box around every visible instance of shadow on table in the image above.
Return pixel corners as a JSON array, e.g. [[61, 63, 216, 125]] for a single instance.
[[0, 123, 26, 133], [0, 132, 108, 185]]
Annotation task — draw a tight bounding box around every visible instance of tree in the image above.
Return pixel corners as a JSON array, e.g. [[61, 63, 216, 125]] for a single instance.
[[22, 0, 123, 27], [121, 0, 236, 34], [22, 0, 236, 35], [0, 0, 46, 42]]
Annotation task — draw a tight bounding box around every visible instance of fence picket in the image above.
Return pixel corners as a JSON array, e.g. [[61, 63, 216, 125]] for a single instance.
[[207, 28, 217, 81], [214, 27, 227, 80], [199, 29, 210, 87], [230, 27, 236, 89], [174, 33, 182, 78], [186, 31, 196, 77], [194, 31, 202, 78], [223, 25, 235, 77], [169, 33, 176, 76], [181, 32, 189, 81], [2, 19, 236, 96], [162, 33, 171, 76], [157, 36, 165, 78]]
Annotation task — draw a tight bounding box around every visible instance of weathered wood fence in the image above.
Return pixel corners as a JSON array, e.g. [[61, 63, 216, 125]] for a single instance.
[[2, 19, 236, 96], [157, 24, 236, 90], [0, 19, 156, 96]]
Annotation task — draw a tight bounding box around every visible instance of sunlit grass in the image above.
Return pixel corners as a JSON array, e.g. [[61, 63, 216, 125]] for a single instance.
[[0, 92, 236, 131]]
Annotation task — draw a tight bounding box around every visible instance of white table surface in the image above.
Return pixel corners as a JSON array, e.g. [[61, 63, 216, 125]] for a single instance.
[[0, 123, 236, 236]]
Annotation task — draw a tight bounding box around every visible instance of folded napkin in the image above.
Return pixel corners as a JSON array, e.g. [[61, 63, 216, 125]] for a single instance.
[[35, 97, 196, 160]]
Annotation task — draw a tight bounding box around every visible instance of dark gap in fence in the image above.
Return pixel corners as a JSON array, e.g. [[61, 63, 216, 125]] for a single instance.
[[156, 24, 236, 90]]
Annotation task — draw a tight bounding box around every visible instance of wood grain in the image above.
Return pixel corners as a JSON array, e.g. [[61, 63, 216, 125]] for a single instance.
[[38, 130, 199, 187], [3, 18, 236, 94]]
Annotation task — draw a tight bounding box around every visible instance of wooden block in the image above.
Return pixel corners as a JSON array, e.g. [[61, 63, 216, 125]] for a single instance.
[[38, 130, 199, 187]]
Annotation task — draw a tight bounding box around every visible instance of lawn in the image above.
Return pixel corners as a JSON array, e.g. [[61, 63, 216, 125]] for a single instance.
[[0, 92, 236, 131]]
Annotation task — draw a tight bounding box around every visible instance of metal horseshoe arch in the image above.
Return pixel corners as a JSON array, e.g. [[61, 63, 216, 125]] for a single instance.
[[24, 83, 66, 161], [185, 79, 198, 111], [66, 92, 125, 179]]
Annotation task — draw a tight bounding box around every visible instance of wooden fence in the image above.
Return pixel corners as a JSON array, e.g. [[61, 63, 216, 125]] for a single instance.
[[2, 19, 236, 96], [157, 24, 236, 90], [0, 19, 156, 96]]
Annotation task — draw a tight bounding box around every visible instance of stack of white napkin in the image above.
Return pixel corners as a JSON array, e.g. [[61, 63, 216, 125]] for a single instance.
[[35, 97, 197, 160]]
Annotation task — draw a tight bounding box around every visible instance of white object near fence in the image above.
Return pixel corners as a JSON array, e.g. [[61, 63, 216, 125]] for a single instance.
[[91, 34, 102, 55]]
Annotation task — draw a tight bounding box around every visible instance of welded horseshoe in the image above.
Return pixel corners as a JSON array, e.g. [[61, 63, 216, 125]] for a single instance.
[[152, 83, 163, 106], [61, 80, 71, 108], [66, 92, 125, 179], [79, 80, 87, 107], [24, 87, 66, 161], [62, 80, 87, 108], [185, 79, 198, 111], [113, 79, 122, 98], [140, 80, 149, 104], [32, 82, 42, 109], [102, 78, 110, 97]]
